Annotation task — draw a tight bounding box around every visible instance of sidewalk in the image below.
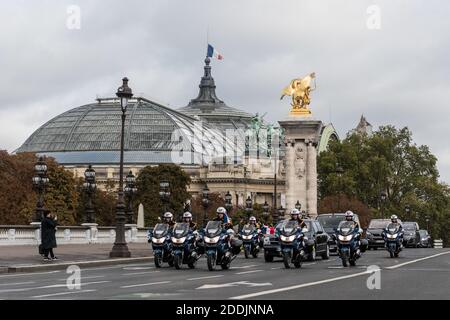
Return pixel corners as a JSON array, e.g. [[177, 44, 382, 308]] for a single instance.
[[0, 243, 153, 274]]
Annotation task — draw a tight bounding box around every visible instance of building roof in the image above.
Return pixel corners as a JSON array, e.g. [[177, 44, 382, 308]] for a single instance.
[[177, 57, 253, 130], [17, 97, 241, 165]]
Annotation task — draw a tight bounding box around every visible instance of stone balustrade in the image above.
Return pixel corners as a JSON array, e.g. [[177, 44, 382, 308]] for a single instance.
[[0, 225, 149, 246]]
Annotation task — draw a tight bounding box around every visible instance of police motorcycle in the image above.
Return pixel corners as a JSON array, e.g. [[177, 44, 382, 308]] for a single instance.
[[336, 221, 366, 267], [383, 223, 403, 258], [202, 221, 241, 271], [278, 220, 308, 269], [239, 224, 261, 259], [148, 223, 173, 268], [171, 222, 201, 269]]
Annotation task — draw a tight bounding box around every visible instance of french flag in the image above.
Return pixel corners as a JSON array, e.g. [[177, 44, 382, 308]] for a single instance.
[[207, 44, 224, 60]]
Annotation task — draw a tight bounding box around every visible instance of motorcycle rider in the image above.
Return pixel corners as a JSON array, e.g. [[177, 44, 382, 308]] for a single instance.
[[383, 214, 404, 247], [182, 211, 197, 231], [248, 216, 260, 229], [344, 210, 362, 256], [163, 211, 176, 229], [213, 207, 233, 229], [289, 208, 307, 229]]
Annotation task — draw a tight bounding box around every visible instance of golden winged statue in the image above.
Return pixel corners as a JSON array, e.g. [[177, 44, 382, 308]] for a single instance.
[[280, 72, 316, 116]]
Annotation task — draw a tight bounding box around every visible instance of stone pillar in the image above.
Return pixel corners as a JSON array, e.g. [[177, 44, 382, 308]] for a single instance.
[[306, 140, 318, 217], [279, 118, 323, 218], [137, 203, 145, 228]]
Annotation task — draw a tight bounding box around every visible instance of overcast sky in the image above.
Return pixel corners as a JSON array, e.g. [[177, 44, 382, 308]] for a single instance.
[[1, 0, 450, 182]]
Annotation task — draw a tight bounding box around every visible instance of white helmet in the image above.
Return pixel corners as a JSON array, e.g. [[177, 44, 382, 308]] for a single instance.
[[216, 207, 227, 215], [183, 212, 192, 222], [290, 208, 300, 217], [163, 212, 173, 222], [391, 215, 398, 222], [249, 216, 256, 223], [345, 211, 354, 221]]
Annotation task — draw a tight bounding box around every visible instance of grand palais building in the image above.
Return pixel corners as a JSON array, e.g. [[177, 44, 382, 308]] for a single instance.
[[16, 57, 339, 210]]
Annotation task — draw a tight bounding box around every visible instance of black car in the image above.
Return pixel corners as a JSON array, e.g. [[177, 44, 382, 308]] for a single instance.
[[418, 230, 432, 248], [366, 219, 401, 249], [263, 219, 330, 262], [402, 222, 420, 247], [316, 213, 361, 254]]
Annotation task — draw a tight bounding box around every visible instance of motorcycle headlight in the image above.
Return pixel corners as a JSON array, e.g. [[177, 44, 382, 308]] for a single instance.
[[280, 235, 296, 242], [242, 235, 253, 240], [152, 237, 165, 244], [387, 233, 398, 239], [338, 235, 353, 241], [171, 237, 186, 244], [204, 236, 220, 244]]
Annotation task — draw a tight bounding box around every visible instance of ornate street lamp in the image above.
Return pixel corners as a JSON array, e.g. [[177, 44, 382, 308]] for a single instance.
[[159, 180, 171, 215], [83, 165, 97, 223], [124, 171, 137, 224], [110, 77, 133, 258], [224, 191, 233, 215], [336, 165, 344, 212], [263, 201, 269, 216], [245, 196, 253, 220], [202, 184, 210, 227], [277, 205, 285, 223], [380, 191, 387, 219], [295, 200, 302, 212], [32, 157, 49, 223]]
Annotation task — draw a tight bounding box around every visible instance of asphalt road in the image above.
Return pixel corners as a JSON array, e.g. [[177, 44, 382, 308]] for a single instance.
[[0, 248, 449, 300]]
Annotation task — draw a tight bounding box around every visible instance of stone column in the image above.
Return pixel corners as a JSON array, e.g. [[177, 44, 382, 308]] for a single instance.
[[306, 140, 318, 217]]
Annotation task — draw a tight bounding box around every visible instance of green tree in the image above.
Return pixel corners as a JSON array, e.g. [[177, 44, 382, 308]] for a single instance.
[[134, 164, 191, 227]]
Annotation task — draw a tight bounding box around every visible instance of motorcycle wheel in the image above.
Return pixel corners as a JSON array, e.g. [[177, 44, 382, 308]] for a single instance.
[[168, 259, 174, 267], [252, 250, 258, 259], [188, 258, 197, 269], [221, 261, 230, 270], [394, 252, 399, 258], [321, 245, 330, 260], [308, 246, 316, 262], [283, 252, 291, 269], [154, 254, 162, 268], [207, 255, 216, 271], [244, 247, 249, 259], [349, 259, 356, 267], [389, 251, 394, 258], [174, 255, 182, 270], [294, 256, 302, 269], [264, 251, 274, 262], [341, 253, 348, 267]]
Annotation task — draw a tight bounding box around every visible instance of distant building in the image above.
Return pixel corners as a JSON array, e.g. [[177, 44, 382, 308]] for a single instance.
[[353, 115, 373, 136]]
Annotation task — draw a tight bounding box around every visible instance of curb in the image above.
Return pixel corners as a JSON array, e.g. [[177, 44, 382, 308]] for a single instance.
[[5, 256, 154, 274]]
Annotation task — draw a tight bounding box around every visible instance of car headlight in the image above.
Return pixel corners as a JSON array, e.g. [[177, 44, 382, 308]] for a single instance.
[[204, 236, 220, 244], [242, 235, 253, 240], [280, 235, 296, 242], [338, 235, 353, 241], [171, 237, 186, 244], [152, 237, 165, 244]]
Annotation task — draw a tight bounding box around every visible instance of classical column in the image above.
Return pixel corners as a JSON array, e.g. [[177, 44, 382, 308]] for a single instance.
[[306, 140, 318, 217]]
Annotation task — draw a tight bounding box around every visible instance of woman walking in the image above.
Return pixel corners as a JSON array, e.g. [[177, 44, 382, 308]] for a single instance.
[[41, 209, 58, 261]]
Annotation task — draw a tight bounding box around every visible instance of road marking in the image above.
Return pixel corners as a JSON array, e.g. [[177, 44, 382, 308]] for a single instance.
[[270, 267, 282, 270], [0, 281, 109, 294], [235, 270, 264, 275], [229, 270, 371, 299], [122, 271, 160, 276], [187, 275, 224, 281], [120, 281, 171, 289], [0, 281, 35, 287], [385, 251, 450, 270], [123, 267, 154, 270], [197, 281, 272, 290], [303, 263, 316, 266], [232, 265, 258, 269], [31, 289, 96, 299], [57, 275, 105, 281], [0, 271, 60, 279]]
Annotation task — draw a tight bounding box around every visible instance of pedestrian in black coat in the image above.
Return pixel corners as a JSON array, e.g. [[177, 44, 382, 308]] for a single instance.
[[41, 210, 58, 261]]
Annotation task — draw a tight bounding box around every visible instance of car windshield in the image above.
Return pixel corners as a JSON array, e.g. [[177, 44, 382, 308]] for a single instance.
[[317, 215, 345, 228], [173, 223, 189, 238], [419, 230, 428, 236], [386, 223, 399, 234], [205, 221, 222, 237], [153, 223, 169, 238], [368, 220, 390, 229], [242, 224, 255, 235], [338, 221, 355, 235], [403, 223, 416, 231]]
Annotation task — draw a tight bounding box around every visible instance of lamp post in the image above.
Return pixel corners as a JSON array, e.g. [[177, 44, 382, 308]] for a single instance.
[[404, 205, 411, 220], [262, 200, 270, 224], [336, 165, 344, 212], [380, 191, 387, 219], [202, 184, 210, 227], [245, 196, 253, 220], [224, 191, 233, 215], [295, 200, 301, 212], [124, 171, 137, 224], [32, 157, 49, 223], [83, 165, 97, 223], [277, 206, 285, 223], [425, 215, 430, 232], [159, 181, 171, 215], [110, 77, 133, 258]]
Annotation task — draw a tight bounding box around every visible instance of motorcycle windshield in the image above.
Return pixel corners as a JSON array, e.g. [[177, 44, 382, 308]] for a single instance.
[[205, 221, 222, 237], [338, 221, 355, 236], [242, 224, 255, 235], [173, 223, 189, 238], [153, 223, 169, 238], [386, 223, 400, 234], [282, 220, 298, 236]]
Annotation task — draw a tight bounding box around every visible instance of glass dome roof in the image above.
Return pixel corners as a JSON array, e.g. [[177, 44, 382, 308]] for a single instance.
[[17, 97, 242, 165]]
